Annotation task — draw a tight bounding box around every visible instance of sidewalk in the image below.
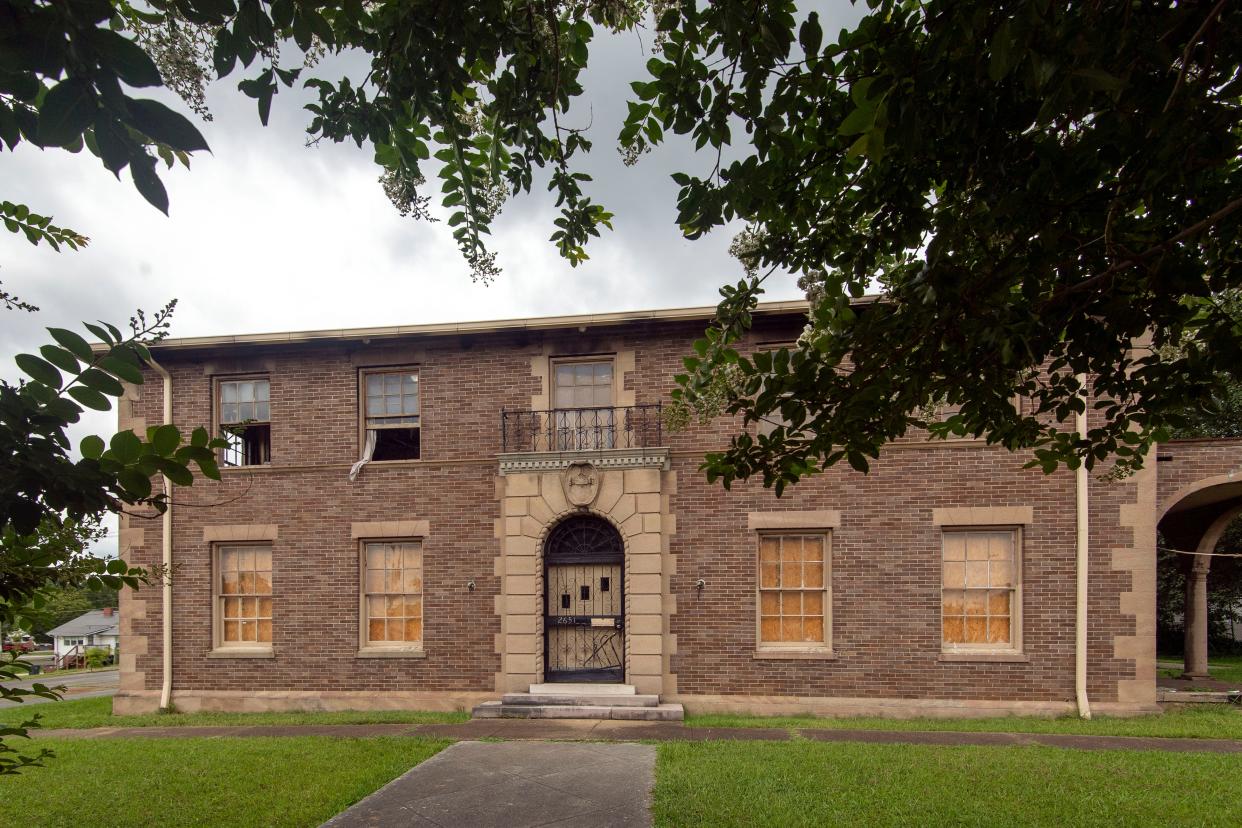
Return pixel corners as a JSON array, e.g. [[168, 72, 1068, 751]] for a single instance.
[[35, 717, 1242, 753], [322, 741, 654, 827]]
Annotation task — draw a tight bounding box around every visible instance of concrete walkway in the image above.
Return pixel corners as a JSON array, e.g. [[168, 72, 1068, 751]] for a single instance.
[[322, 741, 654, 828], [34, 717, 1242, 753]]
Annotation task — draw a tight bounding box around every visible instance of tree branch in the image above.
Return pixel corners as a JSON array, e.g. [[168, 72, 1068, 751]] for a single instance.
[[1045, 194, 1242, 305]]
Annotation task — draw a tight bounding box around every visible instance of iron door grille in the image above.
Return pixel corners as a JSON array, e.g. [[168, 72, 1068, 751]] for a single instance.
[[543, 515, 624, 683]]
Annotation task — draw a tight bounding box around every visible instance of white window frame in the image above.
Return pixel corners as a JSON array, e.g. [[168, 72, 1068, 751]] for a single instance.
[[939, 526, 1023, 655], [213, 374, 271, 467], [212, 542, 274, 654], [754, 530, 833, 655], [358, 367, 422, 463], [357, 538, 426, 657]]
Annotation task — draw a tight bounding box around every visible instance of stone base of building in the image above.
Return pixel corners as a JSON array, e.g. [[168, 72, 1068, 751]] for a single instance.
[[112, 690, 493, 716], [672, 693, 1162, 720], [113, 689, 1162, 719]]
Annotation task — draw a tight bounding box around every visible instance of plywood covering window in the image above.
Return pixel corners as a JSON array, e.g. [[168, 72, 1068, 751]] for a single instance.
[[217, 377, 270, 466], [362, 370, 421, 461], [361, 541, 423, 648], [941, 529, 1020, 650], [216, 544, 272, 647], [757, 533, 829, 649]]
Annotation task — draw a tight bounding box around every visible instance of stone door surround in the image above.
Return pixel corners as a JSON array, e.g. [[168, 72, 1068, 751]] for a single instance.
[[494, 451, 675, 696]]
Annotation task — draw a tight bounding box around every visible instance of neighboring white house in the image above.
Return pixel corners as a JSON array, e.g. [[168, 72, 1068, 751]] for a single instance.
[[47, 608, 120, 659]]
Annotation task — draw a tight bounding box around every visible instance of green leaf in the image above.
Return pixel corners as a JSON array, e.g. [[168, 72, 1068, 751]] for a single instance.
[[99, 355, 143, 384], [123, 99, 210, 153], [48, 327, 95, 361], [38, 344, 80, 374], [88, 29, 162, 88], [37, 78, 97, 147], [93, 115, 131, 176], [213, 29, 237, 78], [117, 468, 152, 499], [798, 13, 822, 58], [79, 368, 125, 397], [197, 456, 221, 480], [82, 322, 115, 345], [130, 158, 169, 214], [68, 385, 111, 411], [80, 434, 105, 459], [151, 423, 180, 456], [988, 18, 1019, 82], [109, 430, 142, 462], [15, 353, 63, 388], [837, 104, 875, 136], [155, 458, 194, 487]]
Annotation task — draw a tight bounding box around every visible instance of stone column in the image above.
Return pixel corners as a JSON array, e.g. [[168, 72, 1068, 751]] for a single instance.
[[1183, 557, 1210, 679]]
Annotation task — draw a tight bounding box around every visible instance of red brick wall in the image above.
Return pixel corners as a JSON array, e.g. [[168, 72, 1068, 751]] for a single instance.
[[121, 313, 1155, 704], [1155, 438, 1242, 517]]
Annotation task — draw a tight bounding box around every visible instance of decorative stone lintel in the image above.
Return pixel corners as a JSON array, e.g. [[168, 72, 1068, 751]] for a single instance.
[[499, 447, 670, 475]]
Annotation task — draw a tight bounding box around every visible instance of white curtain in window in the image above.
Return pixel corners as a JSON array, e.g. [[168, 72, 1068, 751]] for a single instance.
[[349, 429, 378, 481]]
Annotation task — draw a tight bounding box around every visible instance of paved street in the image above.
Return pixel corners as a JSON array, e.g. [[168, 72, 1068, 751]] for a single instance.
[[1, 668, 118, 705]]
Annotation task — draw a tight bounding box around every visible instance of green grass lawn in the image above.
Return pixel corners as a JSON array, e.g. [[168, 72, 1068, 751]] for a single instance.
[[1157, 653, 1242, 684], [0, 696, 468, 730], [687, 704, 1242, 739], [0, 736, 448, 828], [654, 740, 1242, 827]]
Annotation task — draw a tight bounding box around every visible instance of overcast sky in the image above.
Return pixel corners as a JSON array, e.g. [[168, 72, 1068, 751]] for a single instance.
[[2, 6, 863, 559]]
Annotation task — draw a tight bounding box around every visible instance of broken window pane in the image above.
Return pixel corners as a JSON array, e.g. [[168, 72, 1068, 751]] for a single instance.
[[363, 371, 421, 460], [219, 378, 271, 467]]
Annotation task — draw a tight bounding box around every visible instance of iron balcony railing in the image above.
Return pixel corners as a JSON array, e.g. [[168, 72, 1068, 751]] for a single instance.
[[500, 404, 662, 453]]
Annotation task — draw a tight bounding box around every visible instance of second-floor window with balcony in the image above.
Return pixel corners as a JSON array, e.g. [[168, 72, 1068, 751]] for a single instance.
[[363, 370, 421, 461], [553, 359, 615, 450], [218, 377, 270, 467], [501, 356, 662, 453]]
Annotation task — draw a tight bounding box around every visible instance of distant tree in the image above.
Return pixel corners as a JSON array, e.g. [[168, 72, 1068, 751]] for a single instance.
[[23, 574, 119, 640]]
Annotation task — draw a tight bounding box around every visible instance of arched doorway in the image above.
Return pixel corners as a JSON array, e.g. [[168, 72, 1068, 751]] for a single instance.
[[543, 514, 624, 683]]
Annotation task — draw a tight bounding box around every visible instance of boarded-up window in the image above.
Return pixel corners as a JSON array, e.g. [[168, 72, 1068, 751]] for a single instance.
[[758, 533, 829, 648], [362, 541, 423, 647], [218, 545, 272, 646], [942, 529, 1018, 648]]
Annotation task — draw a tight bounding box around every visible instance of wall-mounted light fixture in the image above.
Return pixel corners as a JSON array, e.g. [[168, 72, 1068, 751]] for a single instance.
[[467, 580, 476, 592], [695, 578, 706, 592]]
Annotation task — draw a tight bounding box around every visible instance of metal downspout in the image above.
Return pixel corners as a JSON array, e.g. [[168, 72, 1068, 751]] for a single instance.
[[1075, 373, 1092, 719], [148, 355, 174, 711]]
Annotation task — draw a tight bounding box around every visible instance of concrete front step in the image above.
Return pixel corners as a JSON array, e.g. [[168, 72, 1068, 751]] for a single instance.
[[528, 683, 636, 695], [472, 701, 684, 721], [502, 693, 660, 708]]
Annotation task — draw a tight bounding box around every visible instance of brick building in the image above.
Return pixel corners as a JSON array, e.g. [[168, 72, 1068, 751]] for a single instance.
[[113, 301, 1242, 718]]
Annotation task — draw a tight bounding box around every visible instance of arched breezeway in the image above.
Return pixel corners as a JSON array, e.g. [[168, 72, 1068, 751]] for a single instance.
[[1156, 443, 1242, 679]]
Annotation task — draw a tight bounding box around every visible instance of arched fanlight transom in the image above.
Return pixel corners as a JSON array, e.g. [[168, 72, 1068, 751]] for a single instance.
[[544, 514, 623, 565]]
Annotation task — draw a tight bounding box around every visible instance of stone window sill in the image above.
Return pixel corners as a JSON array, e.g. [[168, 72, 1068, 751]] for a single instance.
[[356, 648, 426, 659], [207, 648, 274, 659], [938, 651, 1029, 663], [753, 649, 837, 661]]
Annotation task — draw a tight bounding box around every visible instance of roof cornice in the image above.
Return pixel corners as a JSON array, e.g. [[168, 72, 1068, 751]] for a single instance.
[[145, 298, 824, 352]]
